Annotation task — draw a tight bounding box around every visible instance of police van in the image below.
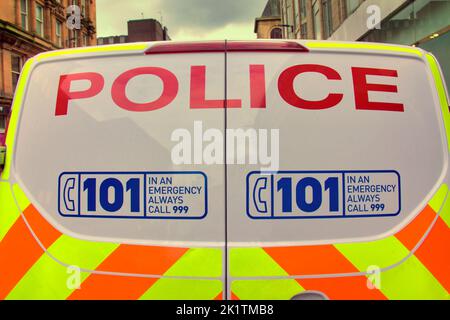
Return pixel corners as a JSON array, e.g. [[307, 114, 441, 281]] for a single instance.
[[0, 40, 449, 300]]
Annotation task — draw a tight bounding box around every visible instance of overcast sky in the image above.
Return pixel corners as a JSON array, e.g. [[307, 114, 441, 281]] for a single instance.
[[96, 0, 268, 40]]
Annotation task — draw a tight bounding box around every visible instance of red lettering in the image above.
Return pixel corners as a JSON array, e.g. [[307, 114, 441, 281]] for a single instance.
[[278, 64, 343, 110], [111, 67, 178, 112], [55, 72, 104, 116], [190, 66, 241, 108], [352, 67, 404, 112], [249, 65, 266, 108]]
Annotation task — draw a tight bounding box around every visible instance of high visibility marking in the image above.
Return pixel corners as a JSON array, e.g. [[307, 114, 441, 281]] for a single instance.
[[400, 216, 450, 292], [1, 59, 34, 180], [305, 41, 423, 57], [162, 248, 222, 277], [263, 245, 356, 275], [0, 183, 20, 242], [230, 248, 294, 277], [428, 184, 448, 213], [139, 279, 222, 300], [396, 187, 450, 292], [68, 245, 187, 300], [263, 245, 386, 300], [36, 44, 149, 61], [396, 205, 437, 249], [231, 292, 240, 300], [138, 248, 223, 300], [229, 248, 304, 299], [336, 237, 448, 299], [231, 280, 303, 300], [298, 277, 386, 300], [427, 54, 450, 152], [0, 205, 60, 299], [440, 193, 450, 228], [6, 234, 117, 299]]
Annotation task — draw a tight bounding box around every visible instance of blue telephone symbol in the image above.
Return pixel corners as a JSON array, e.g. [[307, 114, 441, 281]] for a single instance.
[[63, 178, 76, 212], [253, 177, 269, 214]]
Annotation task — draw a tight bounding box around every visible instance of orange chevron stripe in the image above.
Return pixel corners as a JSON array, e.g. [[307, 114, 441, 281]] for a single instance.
[[396, 205, 450, 291], [396, 205, 436, 249], [0, 205, 61, 299], [412, 217, 450, 291], [68, 244, 188, 300], [298, 276, 386, 300], [214, 292, 223, 300], [231, 292, 240, 300], [263, 245, 386, 300]]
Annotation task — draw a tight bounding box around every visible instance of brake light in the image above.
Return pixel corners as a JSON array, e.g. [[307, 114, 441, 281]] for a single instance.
[[145, 41, 309, 55]]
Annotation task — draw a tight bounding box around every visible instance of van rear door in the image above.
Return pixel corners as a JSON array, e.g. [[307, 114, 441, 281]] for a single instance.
[[226, 41, 449, 299], [9, 43, 226, 299]]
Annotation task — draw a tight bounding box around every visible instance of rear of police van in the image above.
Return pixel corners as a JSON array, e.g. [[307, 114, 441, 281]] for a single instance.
[[0, 40, 448, 300]]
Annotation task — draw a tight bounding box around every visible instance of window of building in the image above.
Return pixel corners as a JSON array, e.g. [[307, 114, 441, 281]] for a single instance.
[[0, 107, 6, 133], [285, 0, 295, 38], [81, 0, 86, 17], [293, 0, 299, 34], [312, 0, 322, 39], [270, 28, 283, 39], [83, 34, 88, 47], [35, 3, 44, 37], [11, 54, 23, 92], [322, 0, 333, 38], [20, 0, 28, 30], [73, 30, 78, 47], [120, 36, 127, 43], [300, 22, 308, 39], [56, 20, 62, 47], [300, 0, 307, 20], [345, 0, 360, 16]]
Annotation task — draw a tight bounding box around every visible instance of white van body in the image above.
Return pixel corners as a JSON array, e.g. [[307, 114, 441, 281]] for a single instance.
[[1, 40, 449, 300]]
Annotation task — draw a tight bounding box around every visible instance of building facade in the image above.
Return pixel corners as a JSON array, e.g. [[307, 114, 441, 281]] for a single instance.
[[254, 0, 282, 39], [97, 19, 170, 45], [0, 0, 97, 132], [277, 0, 449, 83]]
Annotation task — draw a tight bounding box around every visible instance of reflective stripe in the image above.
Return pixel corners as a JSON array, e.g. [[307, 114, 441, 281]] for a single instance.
[[336, 237, 448, 299], [0, 183, 20, 242], [139, 279, 222, 300], [162, 248, 222, 277], [139, 249, 223, 300], [403, 217, 450, 291], [231, 280, 303, 300], [229, 248, 304, 299], [0, 205, 60, 299], [428, 184, 448, 213], [263, 245, 356, 274], [440, 192, 450, 228], [427, 54, 450, 151], [1, 59, 34, 180], [396, 185, 450, 291], [298, 276, 386, 300], [35, 44, 148, 61], [7, 234, 118, 299], [264, 245, 386, 300], [68, 245, 188, 300], [396, 205, 437, 249], [305, 41, 422, 56]]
